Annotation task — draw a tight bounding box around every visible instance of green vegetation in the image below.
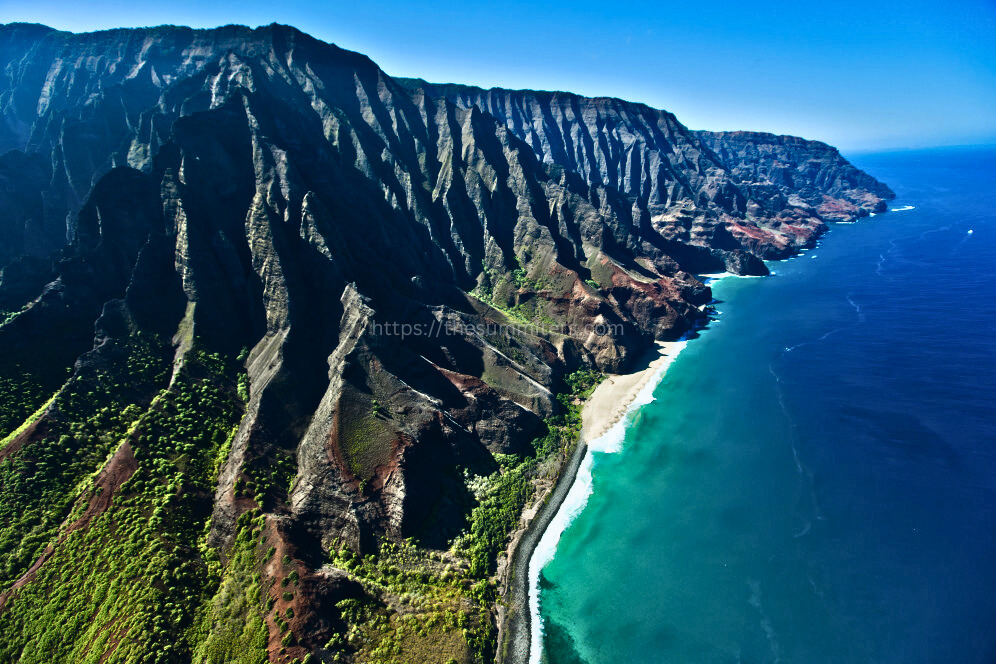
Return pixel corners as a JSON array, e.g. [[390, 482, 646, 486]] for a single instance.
[[511, 266, 529, 288], [563, 368, 603, 400], [456, 460, 533, 577], [239, 447, 296, 509], [0, 333, 172, 592], [310, 370, 603, 664], [473, 253, 591, 335], [337, 387, 396, 482], [0, 307, 26, 326], [326, 539, 490, 664], [0, 340, 248, 664], [470, 285, 530, 327], [0, 308, 602, 664], [0, 366, 58, 441], [471, 285, 558, 332], [510, 264, 543, 291], [191, 512, 270, 664], [513, 304, 557, 331], [0, 393, 56, 453], [510, 253, 549, 293]]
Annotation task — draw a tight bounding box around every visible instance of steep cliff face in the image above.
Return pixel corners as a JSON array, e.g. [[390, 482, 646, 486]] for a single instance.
[[695, 130, 894, 220], [400, 80, 894, 260], [0, 22, 893, 664]]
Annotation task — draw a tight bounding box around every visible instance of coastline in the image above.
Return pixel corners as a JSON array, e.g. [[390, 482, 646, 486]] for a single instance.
[[498, 222, 894, 662], [579, 341, 688, 443], [497, 340, 688, 664]]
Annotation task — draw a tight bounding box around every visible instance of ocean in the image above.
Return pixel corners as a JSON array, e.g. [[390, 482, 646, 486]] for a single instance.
[[533, 146, 996, 663]]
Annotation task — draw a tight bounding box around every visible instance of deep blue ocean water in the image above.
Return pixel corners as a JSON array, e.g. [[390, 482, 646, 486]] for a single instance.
[[536, 147, 996, 663]]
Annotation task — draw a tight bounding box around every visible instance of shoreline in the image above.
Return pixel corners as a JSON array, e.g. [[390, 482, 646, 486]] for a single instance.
[[578, 340, 688, 443], [497, 340, 688, 664]]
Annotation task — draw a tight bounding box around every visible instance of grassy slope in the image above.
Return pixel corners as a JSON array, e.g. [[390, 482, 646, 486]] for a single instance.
[[0, 341, 252, 663]]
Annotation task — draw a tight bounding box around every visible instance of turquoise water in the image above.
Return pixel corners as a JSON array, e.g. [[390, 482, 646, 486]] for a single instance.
[[536, 147, 996, 663]]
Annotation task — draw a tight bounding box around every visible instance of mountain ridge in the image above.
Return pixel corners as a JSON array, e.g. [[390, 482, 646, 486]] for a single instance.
[[0, 22, 892, 664]]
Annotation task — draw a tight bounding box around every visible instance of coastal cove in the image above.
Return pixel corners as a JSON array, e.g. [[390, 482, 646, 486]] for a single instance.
[[521, 147, 996, 664]]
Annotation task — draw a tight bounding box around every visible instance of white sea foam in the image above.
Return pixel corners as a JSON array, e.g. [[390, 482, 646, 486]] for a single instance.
[[698, 271, 765, 286], [697, 271, 732, 285], [527, 340, 687, 663], [526, 438, 600, 663]]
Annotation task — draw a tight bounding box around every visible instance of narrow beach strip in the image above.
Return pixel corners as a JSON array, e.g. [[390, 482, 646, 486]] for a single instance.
[[523, 339, 687, 664]]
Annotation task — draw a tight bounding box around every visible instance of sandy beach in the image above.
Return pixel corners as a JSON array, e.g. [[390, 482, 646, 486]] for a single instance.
[[497, 340, 687, 664], [580, 341, 686, 442]]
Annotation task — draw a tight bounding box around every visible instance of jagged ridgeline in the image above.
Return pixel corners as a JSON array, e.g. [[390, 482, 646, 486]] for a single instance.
[[0, 22, 892, 664]]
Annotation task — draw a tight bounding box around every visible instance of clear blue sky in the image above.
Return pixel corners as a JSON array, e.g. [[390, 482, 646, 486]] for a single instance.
[[2, 0, 994, 151]]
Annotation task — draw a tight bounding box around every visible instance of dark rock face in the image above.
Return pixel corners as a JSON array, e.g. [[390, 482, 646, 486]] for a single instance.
[[0, 21, 894, 663]]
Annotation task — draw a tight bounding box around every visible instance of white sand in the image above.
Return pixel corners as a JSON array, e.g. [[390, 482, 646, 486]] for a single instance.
[[526, 340, 689, 664], [580, 341, 686, 441]]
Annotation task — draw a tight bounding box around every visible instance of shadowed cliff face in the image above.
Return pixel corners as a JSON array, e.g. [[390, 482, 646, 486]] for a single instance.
[[0, 22, 893, 664]]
